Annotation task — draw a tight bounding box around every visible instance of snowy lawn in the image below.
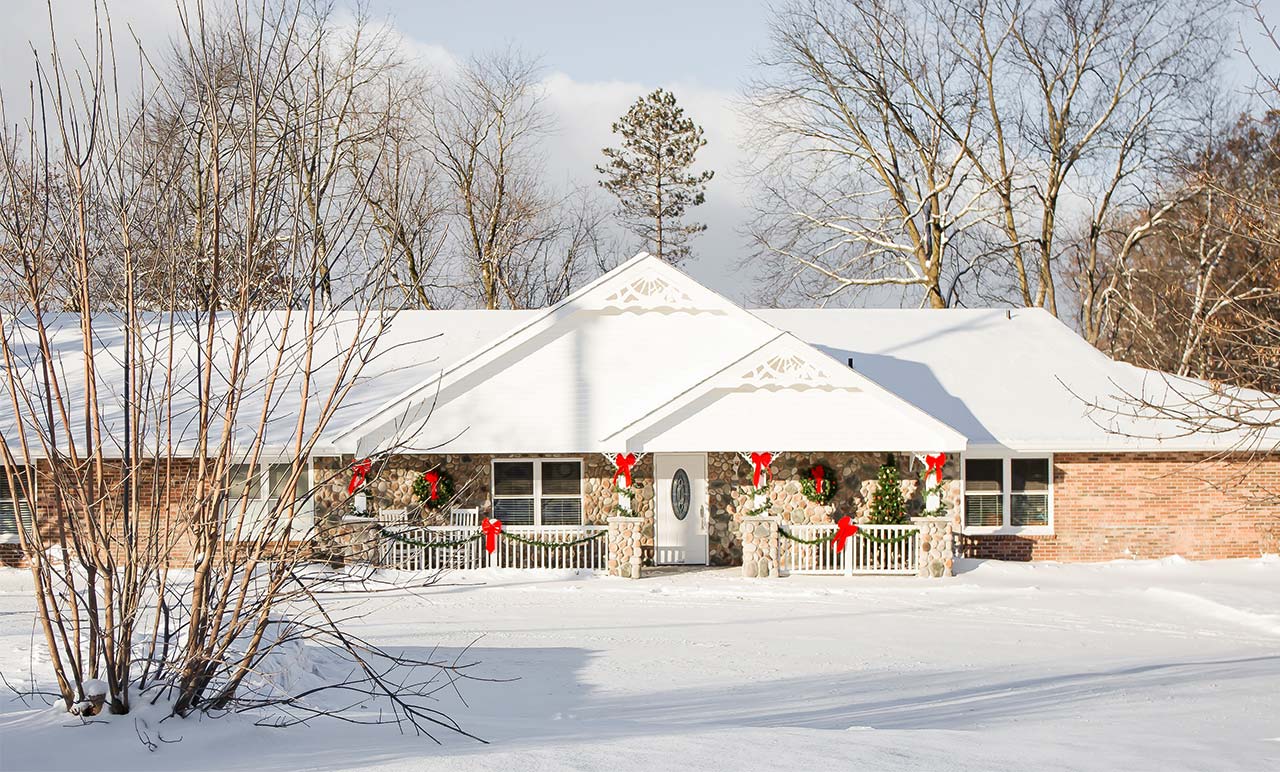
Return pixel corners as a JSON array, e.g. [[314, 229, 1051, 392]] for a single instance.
[[2, 557, 1280, 771]]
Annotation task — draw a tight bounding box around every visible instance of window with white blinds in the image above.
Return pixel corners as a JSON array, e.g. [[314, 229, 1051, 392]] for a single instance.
[[0, 469, 35, 542], [492, 460, 583, 526], [964, 456, 1052, 531]]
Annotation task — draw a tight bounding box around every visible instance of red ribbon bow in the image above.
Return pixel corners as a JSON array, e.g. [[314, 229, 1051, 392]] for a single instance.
[[750, 452, 773, 487], [926, 453, 947, 485], [348, 458, 372, 495], [612, 453, 637, 488], [811, 465, 825, 495], [481, 517, 503, 554], [832, 516, 859, 552], [423, 470, 441, 501]]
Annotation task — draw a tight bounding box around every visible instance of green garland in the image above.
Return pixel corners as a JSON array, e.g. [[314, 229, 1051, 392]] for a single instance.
[[742, 485, 772, 517], [379, 526, 482, 549], [856, 528, 918, 545], [379, 524, 605, 550], [776, 525, 831, 544], [611, 485, 639, 517], [777, 523, 918, 545], [501, 530, 606, 548]]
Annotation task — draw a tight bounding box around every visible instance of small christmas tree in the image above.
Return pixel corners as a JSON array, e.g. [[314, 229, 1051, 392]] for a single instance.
[[867, 454, 907, 525]]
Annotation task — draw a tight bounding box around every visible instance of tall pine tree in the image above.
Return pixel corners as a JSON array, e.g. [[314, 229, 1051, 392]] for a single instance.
[[597, 89, 714, 265]]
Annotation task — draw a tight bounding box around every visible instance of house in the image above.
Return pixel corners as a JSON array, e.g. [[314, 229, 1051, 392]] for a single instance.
[[3, 253, 1279, 569]]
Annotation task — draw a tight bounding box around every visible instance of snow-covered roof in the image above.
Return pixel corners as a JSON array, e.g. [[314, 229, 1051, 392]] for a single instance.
[[3, 254, 1274, 459], [344, 254, 967, 456], [756, 307, 1280, 453]]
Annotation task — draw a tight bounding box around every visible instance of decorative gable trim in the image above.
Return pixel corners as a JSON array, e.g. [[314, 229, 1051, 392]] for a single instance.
[[600, 272, 699, 311], [736, 352, 833, 389]]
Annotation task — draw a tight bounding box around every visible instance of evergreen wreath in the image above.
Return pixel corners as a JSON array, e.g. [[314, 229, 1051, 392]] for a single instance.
[[412, 468, 455, 510], [801, 465, 837, 504]]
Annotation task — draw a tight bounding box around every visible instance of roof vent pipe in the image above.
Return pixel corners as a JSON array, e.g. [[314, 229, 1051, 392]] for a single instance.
[[847, 357, 854, 368]]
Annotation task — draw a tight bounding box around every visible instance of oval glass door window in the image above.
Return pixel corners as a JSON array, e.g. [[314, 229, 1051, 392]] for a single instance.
[[671, 469, 691, 520]]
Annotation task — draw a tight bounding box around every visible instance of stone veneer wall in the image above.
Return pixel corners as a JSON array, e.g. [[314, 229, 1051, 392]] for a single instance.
[[706, 452, 962, 566], [961, 452, 1280, 561]]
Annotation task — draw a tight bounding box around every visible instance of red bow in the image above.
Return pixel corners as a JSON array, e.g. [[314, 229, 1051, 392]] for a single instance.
[[613, 453, 637, 488], [832, 516, 859, 552], [348, 458, 372, 495], [926, 453, 947, 485], [750, 452, 773, 487], [423, 470, 441, 501], [811, 465, 825, 495], [481, 517, 503, 554]]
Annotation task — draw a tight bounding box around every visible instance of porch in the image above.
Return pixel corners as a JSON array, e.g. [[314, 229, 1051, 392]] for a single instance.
[[320, 449, 958, 579]]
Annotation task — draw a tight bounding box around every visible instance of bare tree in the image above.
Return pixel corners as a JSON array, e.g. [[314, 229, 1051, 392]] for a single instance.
[[0, 2, 479, 737], [425, 51, 606, 309], [745, 0, 993, 308], [745, 0, 1227, 311]]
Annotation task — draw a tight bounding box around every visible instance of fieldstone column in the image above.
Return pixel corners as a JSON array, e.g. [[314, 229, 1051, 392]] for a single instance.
[[321, 516, 383, 565], [911, 516, 954, 578], [607, 516, 643, 579], [740, 515, 780, 578]]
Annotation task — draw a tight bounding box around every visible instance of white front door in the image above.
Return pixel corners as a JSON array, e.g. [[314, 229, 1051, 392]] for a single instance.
[[654, 453, 708, 565]]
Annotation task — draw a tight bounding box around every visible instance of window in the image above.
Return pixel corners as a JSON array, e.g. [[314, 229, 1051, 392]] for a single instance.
[[1011, 458, 1050, 527], [224, 460, 313, 539], [492, 459, 583, 526], [963, 459, 1003, 527], [0, 468, 34, 543], [963, 456, 1052, 532]]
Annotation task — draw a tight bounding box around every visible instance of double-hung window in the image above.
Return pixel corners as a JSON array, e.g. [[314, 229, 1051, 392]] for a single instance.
[[963, 455, 1052, 533], [225, 460, 313, 539], [0, 468, 34, 544], [492, 460, 583, 526]]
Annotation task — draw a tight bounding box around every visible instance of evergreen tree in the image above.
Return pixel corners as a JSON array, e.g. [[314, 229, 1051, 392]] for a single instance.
[[597, 89, 714, 264], [867, 454, 908, 525]]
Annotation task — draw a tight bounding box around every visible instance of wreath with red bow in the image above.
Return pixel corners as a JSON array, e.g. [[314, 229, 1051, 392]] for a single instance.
[[801, 464, 837, 504], [412, 468, 455, 510]]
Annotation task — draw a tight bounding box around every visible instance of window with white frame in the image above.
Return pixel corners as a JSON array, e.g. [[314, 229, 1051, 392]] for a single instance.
[[963, 456, 1052, 530], [225, 461, 313, 538], [0, 468, 34, 543], [492, 460, 583, 526]]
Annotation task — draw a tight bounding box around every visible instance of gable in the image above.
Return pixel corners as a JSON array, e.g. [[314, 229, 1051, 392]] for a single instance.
[[603, 333, 967, 453]]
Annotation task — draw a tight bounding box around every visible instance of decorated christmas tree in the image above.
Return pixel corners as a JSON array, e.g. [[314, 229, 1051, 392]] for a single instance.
[[867, 454, 907, 525]]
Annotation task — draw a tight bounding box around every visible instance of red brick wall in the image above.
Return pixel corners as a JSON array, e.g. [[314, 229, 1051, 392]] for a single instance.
[[962, 452, 1280, 561], [2, 458, 210, 568]]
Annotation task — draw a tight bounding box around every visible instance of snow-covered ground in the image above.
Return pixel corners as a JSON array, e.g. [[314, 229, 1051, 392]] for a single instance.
[[2, 557, 1280, 771]]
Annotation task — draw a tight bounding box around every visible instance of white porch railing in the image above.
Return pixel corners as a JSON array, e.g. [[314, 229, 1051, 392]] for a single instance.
[[381, 524, 608, 571], [780, 523, 919, 576]]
